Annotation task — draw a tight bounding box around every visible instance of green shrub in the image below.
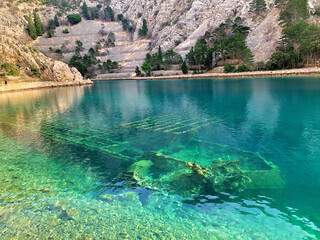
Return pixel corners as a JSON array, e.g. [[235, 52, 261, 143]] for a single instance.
[[236, 65, 250, 72], [67, 14, 81, 25], [55, 49, 62, 54], [62, 28, 69, 34], [224, 64, 236, 73]]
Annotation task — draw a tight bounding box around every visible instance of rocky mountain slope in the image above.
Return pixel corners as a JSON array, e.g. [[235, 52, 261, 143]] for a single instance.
[[3, 0, 318, 81], [32, 20, 151, 79], [109, 0, 320, 62], [109, 0, 280, 61], [0, 0, 87, 83]]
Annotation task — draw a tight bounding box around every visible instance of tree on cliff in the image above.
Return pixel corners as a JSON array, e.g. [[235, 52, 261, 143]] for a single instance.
[[139, 19, 148, 37], [25, 15, 37, 40], [33, 11, 44, 36]]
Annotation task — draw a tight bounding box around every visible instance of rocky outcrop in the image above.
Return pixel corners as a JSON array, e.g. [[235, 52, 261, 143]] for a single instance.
[[246, 8, 282, 62], [0, 1, 90, 83]]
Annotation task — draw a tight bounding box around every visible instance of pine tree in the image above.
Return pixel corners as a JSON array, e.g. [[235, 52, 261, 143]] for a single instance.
[[47, 19, 56, 38], [54, 15, 59, 27], [181, 61, 188, 74], [139, 19, 148, 37], [25, 15, 37, 40], [135, 66, 142, 76], [158, 46, 163, 63], [104, 7, 115, 21], [141, 61, 151, 76], [33, 11, 44, 36], [186, 47, 196, 66], [82, 2, 90, 20]]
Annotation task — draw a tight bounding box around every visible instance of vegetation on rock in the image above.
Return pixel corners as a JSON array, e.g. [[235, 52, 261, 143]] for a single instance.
[[139, 19, 148, 37], [185, 18, 252, 73], [265, 0, 320, 69], [1, 63, 19, 76], [69, 40, 118, 77], [25, 15, 37, 40]]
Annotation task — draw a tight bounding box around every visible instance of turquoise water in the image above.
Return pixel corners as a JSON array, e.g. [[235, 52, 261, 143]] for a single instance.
[[0, 77, 320, 239]]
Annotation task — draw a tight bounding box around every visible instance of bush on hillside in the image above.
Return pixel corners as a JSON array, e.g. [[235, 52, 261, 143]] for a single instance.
[[67, 14, 81, 25]]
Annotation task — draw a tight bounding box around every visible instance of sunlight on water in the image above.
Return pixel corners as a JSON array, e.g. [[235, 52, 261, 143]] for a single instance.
[[0, 77, 320, 239]]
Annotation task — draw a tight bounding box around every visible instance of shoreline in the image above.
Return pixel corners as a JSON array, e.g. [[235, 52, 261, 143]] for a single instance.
[[93, 67, 320, 81], [1, 67, 320, 93], [0, 80, 93, 93]]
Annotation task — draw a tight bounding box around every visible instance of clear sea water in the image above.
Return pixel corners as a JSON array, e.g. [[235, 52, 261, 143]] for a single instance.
[[0, 77, 320, 239]]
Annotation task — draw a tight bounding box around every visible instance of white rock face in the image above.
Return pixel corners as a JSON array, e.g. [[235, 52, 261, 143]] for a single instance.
[[110, 0, 282, 61], [71, 67, 84, 82], [52, 61, 75, 82]]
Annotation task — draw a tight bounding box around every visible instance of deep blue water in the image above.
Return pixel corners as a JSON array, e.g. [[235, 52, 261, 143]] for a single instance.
[[0, 77, 320, 239]]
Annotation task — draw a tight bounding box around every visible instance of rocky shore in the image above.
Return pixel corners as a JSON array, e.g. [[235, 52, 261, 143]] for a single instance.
[[93, 67, 320, 81], [0, 80, 93, 93]]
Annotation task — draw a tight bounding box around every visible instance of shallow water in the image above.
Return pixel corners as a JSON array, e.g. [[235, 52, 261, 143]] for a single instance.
[[0, 77, 320, 239]]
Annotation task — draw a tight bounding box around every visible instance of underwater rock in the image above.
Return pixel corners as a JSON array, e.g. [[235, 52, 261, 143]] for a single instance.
[[128, 160, 153, 184]]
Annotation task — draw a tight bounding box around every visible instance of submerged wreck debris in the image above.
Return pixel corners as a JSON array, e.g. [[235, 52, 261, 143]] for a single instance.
[[186, 162, 207, 176], [126, 151, 285, 197]]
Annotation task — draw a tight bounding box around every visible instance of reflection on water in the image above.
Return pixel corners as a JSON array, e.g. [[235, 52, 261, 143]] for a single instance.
[[0, 78, 320, 239]]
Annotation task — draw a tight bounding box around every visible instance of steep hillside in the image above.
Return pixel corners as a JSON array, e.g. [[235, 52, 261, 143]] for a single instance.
[[12, 0, 320, 79], [109, 0, 281, 61], [0, 0, 87, 83], [32, 20, 151, 78]]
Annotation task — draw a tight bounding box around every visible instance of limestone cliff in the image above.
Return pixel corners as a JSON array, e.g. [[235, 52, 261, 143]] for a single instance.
[[0, 0, 87, 83], [109, 0, 281, 61]]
